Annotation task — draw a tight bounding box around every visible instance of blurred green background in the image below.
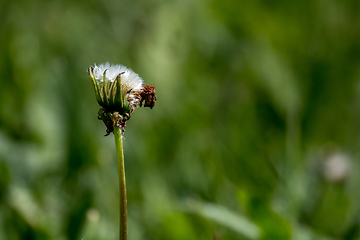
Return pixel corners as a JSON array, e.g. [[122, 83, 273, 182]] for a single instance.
[[1, 0, 360, 239]]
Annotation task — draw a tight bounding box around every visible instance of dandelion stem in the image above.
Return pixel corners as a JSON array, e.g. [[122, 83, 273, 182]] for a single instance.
[[114, 126, 127, 240]]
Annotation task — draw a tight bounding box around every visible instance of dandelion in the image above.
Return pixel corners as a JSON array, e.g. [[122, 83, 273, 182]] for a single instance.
[[88, 63, 156, 135], [88, 63, 156, 240]]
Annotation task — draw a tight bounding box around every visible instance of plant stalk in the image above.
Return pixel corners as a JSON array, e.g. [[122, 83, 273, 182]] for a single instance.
[[114, 126, 127, 240]]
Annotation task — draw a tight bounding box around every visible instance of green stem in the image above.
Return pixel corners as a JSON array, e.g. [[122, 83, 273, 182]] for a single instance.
[[113, 126, 127, 240]]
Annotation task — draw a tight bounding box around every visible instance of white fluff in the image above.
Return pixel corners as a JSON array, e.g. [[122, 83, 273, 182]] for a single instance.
[[92, 62, 144, 94]]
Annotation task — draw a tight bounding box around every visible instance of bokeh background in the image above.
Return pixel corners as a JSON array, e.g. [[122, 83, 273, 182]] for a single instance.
[[1, 0, 360, 239]]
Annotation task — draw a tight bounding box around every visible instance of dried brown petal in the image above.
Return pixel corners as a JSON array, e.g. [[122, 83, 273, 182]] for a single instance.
[[140, 85, 156, 109]]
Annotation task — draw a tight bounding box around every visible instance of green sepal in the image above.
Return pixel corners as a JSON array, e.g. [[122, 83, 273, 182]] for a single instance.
[[122, 94, 131, 114], [114, 74, 123, 108], [102, 69, 109, 106], [88, 67, 102, 106], [108, 78, 117, 108]]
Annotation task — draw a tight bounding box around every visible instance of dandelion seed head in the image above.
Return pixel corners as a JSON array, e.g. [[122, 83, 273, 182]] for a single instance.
[[88, 62, 156, 135], [92, 62, 143, 94]]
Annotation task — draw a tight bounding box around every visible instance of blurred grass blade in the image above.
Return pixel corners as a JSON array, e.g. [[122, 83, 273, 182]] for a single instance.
[[185, 200, 261, 239]]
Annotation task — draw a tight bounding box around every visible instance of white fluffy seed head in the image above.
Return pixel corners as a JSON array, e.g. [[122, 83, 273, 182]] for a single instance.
[[92, 62, 144, 96], [89, 62, 145, 112]]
